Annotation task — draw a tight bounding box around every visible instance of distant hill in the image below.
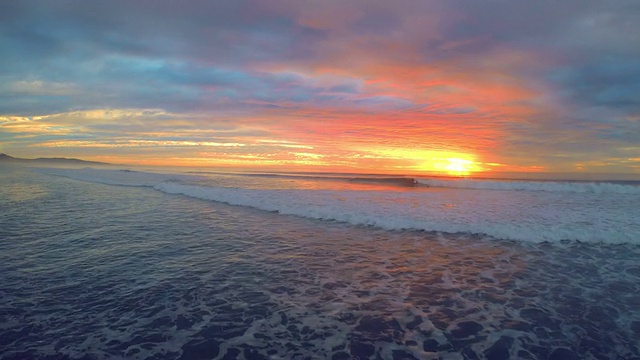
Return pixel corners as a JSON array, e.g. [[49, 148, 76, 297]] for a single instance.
[[0, 153, 18, 162], [0, 153, 108, 166]]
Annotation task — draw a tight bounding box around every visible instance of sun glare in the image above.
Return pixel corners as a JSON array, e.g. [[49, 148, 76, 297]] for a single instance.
[[444, 158, 476, 175], [361, 147, 481, 176], [429, 155, 481, 176]]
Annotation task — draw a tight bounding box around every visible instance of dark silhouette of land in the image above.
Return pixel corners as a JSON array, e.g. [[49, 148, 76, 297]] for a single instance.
[[0, 153, 108, 166]]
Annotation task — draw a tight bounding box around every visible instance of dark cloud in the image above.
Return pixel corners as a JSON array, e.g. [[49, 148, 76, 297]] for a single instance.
[[551, 58, 640, 111], [0, 0, 337, 115]]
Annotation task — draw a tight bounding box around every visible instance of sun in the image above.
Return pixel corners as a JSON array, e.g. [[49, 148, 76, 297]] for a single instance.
[[428, 155, 480, 176], [350, 147, 482, 175], [444, 158, 475, 175]]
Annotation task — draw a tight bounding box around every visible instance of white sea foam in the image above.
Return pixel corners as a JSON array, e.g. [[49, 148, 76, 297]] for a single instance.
[[34, 167, 640, 244], [155, 182, 639, 244], [416, 178, 640, 194]]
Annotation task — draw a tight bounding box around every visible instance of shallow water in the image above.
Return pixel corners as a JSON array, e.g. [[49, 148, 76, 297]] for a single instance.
[[1, 166, 639, 359]]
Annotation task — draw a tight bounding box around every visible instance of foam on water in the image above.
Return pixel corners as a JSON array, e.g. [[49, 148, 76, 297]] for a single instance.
[[34, 167, 640, 244], [192, 170, 640, 193], [416, 177, 640, 194]]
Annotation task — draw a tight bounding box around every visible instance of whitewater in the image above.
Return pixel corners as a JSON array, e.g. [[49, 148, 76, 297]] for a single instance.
[[33, 166, 640, 244]]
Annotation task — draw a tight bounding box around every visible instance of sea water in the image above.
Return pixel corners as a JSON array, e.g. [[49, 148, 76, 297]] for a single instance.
[[1, 165, 639, 359]]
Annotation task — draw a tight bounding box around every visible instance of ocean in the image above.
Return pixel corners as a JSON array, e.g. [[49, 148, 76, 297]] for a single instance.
[[1, 164, 639, 360]]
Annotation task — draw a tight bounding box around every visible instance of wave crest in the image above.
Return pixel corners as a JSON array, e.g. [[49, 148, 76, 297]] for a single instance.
[[416, 178, 640, 194]]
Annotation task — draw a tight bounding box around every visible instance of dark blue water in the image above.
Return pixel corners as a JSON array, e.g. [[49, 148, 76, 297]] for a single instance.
[[1, 165, 640, 359]]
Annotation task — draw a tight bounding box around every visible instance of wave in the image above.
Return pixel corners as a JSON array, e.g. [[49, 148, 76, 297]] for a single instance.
[[34, 167, 640, 244], [416, 178, 640, 194], [347, 177, 417, 187], [33, 167, 197, 187], [154, 182, 638, 244], [192, 171, 418, 187], [190, 170, 640, 193]]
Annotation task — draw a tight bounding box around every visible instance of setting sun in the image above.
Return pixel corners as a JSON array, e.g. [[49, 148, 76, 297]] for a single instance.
[[356, 147, 482, 175], [443, 158, 477, 176], [415, 152, 481, 176]]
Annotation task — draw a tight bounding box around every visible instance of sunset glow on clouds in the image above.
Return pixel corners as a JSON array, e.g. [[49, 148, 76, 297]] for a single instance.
[[1, 1, 639, 174]]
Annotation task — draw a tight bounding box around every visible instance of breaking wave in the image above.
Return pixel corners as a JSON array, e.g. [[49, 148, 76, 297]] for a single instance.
[[416, 178, 640, 194], [34, 167, 640, 244]]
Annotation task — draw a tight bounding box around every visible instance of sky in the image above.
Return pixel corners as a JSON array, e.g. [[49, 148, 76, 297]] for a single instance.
[[1, 0, 639, 175]]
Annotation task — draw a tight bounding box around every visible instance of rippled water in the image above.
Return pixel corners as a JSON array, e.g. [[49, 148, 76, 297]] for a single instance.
[[1, 166, 639, 359]]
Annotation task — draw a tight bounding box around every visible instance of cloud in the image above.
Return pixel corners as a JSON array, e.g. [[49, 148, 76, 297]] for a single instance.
[[1, 0, 639, 172]]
